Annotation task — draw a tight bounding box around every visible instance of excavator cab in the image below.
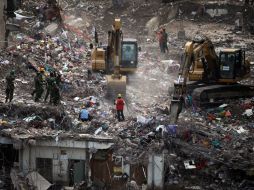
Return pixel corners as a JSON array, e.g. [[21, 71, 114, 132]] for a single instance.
[[218, 49, 250, 82], [120, 39, 138, 73]]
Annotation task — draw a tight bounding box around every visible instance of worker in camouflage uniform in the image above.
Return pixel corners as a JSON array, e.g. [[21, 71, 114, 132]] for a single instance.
[[51, 81, 60, 105], [33, 68, 45, 102], [5, 70, 16, 103], [44, 72, 56, 103], [54, 71, 62, 86]]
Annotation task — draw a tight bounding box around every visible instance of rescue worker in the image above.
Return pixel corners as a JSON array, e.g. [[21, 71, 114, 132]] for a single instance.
[[5, 70, 16, 103], [55, 72, 62, 87], [85, 96, 94, 108], [94, 28, 98, 45], [162, 28, 169, 53], [115, 94, 125, 121], [44, 72, 55, 102], [79, 107, 92, 121], [87, 69, 92, 80], [51, 81, 60, 105], [157, 29, 164, 53], [34, 68, 45, 102], [124, 46, 134, 60]]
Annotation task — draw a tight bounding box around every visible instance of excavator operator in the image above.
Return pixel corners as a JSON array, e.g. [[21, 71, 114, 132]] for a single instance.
[[123, 46, 134, 61]]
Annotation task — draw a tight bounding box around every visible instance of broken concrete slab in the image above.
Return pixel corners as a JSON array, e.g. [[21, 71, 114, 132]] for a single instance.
[[44, 23, 59, 36]]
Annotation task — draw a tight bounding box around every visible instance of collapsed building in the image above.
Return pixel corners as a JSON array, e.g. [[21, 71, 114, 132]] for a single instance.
[[0, 0, 254, 190]]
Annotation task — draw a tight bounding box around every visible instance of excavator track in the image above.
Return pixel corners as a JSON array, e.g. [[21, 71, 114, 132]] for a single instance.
[[191, 84, 254, 105]]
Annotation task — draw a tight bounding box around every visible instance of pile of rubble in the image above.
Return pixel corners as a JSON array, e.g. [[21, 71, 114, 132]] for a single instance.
[[0, 0, 254, 189], [163, 98, 254, 189]]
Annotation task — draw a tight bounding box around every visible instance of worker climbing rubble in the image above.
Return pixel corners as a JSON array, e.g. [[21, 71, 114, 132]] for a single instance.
[[5, 70, 16, 103], [157, 28, 168, 53], [50, 81, 60, 105], [115, 94, 125, 121], [157, 29, 164, 53], [55, 71, 62, 87], [162, 28, 169, 53], [32, 68, 45, 102], [44, 72, 56, 103]]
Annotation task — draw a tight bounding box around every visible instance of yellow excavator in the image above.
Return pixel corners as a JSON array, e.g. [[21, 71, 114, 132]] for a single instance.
[[91, 19, 138, 98], [169, 35, 254, 123]]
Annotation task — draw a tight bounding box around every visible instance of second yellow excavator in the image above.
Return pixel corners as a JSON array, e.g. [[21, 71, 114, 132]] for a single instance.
[[169, 35, 254, 123]]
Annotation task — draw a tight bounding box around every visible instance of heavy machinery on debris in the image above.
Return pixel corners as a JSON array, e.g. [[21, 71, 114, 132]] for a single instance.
[[91, 19, 138, 99], [169, 35, 254, 123]]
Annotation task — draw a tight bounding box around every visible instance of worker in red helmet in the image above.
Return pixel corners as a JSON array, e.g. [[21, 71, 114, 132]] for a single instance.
[[115, 94, 125, 121]]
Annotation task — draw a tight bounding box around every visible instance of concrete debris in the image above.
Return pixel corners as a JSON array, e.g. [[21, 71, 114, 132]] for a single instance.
[[44, 22, 59, 36]]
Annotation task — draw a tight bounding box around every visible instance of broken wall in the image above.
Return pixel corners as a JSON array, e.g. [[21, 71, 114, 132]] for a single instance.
[[19, 139, 114, 186], [147, 154, 164, 190], [21, 144, 86, 185], [178, 1, 243, 20]]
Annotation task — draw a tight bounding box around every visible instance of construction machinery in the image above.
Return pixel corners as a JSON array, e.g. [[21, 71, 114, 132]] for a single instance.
[[169, 35, 254, 123], [91, 19, 138, 98]]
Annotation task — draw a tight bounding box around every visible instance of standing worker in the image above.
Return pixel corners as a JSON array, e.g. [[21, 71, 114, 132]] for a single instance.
[[157, 29, 164, 53], [51, 81, 60, 105], [115, 94, 125, 121], [44, 72, 55, 103], [54, 71, 62, 86], [5, 70, 16, 103], [34, 68, 45, 102], [162, 28, 169, 53]]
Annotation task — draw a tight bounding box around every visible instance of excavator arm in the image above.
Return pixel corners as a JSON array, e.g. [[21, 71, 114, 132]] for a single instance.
[[169, 42, 193, 124], [169, 35, 218, 123], [107, 20, 123, 73], [106, 19, 127, 99]]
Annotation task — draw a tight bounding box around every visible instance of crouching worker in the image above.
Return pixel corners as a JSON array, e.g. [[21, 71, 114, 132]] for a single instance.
[[79, 107, 92, 122]]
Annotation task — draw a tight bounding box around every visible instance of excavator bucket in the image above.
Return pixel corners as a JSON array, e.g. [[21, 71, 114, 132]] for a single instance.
[[106, 75, 127, 100], [169, 99, 182, 124]]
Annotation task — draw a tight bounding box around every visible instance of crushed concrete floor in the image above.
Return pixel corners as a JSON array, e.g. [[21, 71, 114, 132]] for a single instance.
[[0, 0, 254, 189]]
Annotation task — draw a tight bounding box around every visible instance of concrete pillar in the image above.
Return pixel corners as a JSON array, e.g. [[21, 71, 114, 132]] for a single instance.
[[147, 153, 164, 190], [0, 0, 6, 49], [85, 148, 90, 184]]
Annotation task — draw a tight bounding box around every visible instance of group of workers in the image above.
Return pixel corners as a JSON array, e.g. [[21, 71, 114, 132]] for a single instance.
[[5, 67, 61, 105], [79, 97, 94, 122], [5, 68, 126, 122], [31, 67, 61, 105], [78, 94, 126, 122], [157, 28, 169, 53]]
